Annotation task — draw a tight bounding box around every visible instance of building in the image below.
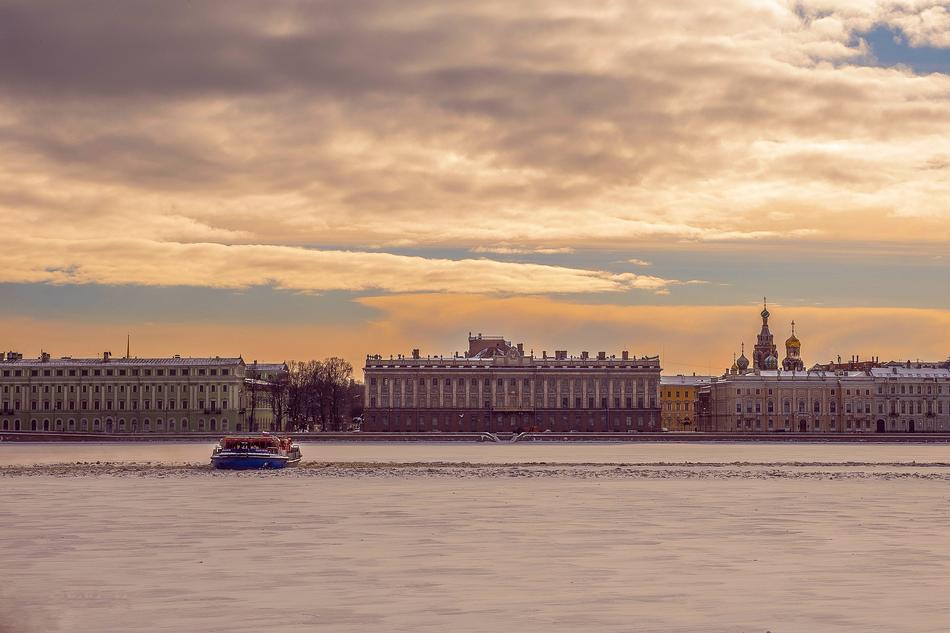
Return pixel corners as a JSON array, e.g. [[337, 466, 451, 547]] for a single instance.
[[870, 366, 950, 432], [700, 367, 950, 433], [701, 370, 879, 433], [699, 303, 950, 433], [0, 351, 250, 433], [660, 375, 712, 431], [245, 361, 289, 432], [362, 334, 661, 433]]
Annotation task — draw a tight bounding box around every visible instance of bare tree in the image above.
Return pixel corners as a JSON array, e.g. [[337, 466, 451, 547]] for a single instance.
[[269, 373, 288, 431]]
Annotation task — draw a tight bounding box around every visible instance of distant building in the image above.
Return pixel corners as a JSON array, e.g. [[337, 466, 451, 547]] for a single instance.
[[660, 375, 712, 431], [0, 351, 249, 433], [699, 303, 950, 433], [244, 361, 289, 431], [362, 333, 662, 432]]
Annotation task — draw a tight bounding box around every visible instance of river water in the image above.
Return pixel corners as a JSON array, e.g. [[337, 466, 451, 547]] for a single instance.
[[1, 440, 949, 466], [4, 442, 950, 632]]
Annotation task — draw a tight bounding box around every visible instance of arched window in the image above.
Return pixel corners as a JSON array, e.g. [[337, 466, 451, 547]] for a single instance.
[[783, 400, 790, 414], [43, 419, 50, 431], [1, 420, 7, 430], [181, 419, 189, 431], [798, 400, 805, 414], [210, 418, 217, 431], [31, 420, 37, 431], [767, 400, 774, 413], [813, 401, 820, 414]]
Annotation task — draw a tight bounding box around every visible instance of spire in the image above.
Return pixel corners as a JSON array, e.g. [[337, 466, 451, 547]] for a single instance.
[[126, 333, 130, 359], [791, 320, 796, 336]]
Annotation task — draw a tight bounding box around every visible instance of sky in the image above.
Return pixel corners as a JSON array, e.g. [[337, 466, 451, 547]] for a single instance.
[[1, 0, 949, 376]]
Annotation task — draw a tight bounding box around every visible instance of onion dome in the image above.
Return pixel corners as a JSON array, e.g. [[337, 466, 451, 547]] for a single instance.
[[764, 354, 778, 370], [736, 344, 750, 371], [785, 320, 801, 349], [761, 297, 770, 320]]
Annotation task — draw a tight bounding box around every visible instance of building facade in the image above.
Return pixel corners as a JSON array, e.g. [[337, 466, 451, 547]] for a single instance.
[[245, 361, 289, 431], [362, 334, 661, 433], [701, 303, 950, 433], [0, 352, 251, 433], [660, 375, 711, 431], [700, 367, 950, 433]]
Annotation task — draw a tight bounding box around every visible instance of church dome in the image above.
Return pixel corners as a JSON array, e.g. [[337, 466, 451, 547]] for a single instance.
[[764, 354, 778, 370], [785, 321, 801, 349], [736, 352, 750, 371]]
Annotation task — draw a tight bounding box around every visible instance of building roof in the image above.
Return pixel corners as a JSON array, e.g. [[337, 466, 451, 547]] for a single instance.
[[661, 375, 713, 386], [247, 362, 288, 372], [0, 356, 244, 368], [870, 367, 950, 378], [717, 370, 871, 382]]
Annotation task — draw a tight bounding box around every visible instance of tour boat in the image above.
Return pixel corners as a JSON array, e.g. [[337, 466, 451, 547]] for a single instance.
[[211, 434, 302, 469]]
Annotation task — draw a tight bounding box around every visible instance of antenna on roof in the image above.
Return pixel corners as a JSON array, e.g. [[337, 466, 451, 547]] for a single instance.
[[126, 333, 131, 359]]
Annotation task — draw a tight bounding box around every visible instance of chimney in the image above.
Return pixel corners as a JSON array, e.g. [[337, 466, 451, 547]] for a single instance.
[[622, 351, 629, 360], [516, 343, 523, 356], [40, 351, 51, 362], [102, 351, 111, 362], [412, 348, 420, 359], [580, 351, 589, 360], [597, 351, 606, 360], [0, 352, 5, 362], [555, 350, 567, 360], [542, 351, 547, 359]]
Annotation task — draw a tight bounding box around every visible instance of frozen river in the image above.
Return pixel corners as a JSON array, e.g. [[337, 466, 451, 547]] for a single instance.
[[2, 440, 950, 466], [2, 443, 950, 632]]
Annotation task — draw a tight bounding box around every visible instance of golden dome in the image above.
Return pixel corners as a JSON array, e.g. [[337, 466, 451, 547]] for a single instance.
[[785, 321, 801, 348]]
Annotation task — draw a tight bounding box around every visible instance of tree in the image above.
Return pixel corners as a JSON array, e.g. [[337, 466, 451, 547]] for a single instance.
[[283, 358, 360, 431], [270, 373, 288, 431]]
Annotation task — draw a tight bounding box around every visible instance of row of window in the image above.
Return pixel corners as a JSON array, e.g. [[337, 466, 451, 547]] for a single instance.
[[1, 367, 232, 378], [735, 384, 948, 397], [371, 376, 656, 391], [735, 399, 948, 415], [733, 418, 945, 431], [3, 399, 230, 412], [1, 417, 229, 431], [370, 395, 657, 410], [2, 383, 230, 394]]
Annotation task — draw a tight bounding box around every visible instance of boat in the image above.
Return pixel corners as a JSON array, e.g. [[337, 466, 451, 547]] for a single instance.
[[211, 434, 302, 469]]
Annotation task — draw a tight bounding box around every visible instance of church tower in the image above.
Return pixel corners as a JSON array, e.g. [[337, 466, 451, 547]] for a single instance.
[[782, 321, 805, 371], [752, 298, 778, 370]]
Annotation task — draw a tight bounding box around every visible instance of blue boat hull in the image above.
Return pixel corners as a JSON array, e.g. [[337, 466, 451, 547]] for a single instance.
[[211, 453, 297, 470]]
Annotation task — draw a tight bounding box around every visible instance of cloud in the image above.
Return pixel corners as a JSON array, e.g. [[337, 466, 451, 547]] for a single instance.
[[626, 258, 652, 266], [0, 238, 693, 295], [470, 246, 575, 255], [1, 0, 950, 262]]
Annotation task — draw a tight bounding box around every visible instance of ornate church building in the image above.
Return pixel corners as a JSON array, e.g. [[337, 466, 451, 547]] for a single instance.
[[730, 299, 804, 374]]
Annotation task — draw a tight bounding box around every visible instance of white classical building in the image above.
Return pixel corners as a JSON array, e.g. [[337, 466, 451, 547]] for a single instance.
[[0, 352, 250, 433]]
